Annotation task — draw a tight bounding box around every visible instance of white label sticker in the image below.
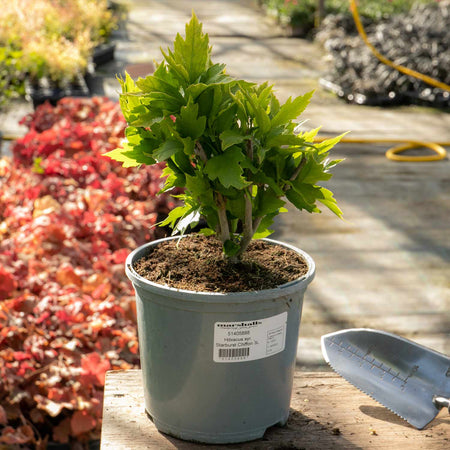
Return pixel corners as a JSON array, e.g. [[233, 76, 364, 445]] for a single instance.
[[213, 312, 287, 363]]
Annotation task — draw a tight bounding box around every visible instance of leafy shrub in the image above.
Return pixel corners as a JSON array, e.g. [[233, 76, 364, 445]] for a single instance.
[[0, 97, 175, 447], [107, 14, 343, 261]]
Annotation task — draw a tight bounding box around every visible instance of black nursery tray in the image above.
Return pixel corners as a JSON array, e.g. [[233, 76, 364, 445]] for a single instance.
[[92, 42, 116, 67], [319, 78, 450, 108], [25, 73, 90, 108]]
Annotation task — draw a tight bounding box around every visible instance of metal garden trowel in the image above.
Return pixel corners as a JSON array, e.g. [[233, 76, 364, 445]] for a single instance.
[[321, 328, 450, 429]]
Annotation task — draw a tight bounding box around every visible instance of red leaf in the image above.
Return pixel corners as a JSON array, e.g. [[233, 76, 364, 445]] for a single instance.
[[0, 405, 7, 425], [35, 311, 51, 325], [112, 248, 129, 264], [13, 351, 31, 361], [0, 425, 34, 445], [56, 265, 82, 287], [0, 267, 17, 300], [91, 282, 111, 300], [70, 410, 96, 436], [81, 352, 111, 387], [53, 417, 71, 443]]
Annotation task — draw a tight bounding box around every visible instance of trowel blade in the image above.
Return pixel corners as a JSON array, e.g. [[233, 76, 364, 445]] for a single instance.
[[321, 328, 450, 429]]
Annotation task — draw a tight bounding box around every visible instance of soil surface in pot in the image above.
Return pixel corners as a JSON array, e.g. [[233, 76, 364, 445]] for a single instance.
[[133, 234, 308, 293]]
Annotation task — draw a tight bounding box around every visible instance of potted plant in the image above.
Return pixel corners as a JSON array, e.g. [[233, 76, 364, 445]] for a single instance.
[[105, 13, 344, 444]]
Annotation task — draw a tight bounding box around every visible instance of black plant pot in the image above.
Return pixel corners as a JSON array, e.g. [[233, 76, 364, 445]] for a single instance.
[[25, 73, 90, 108], [92, 43, 116, 67], [46, 439, 100, 450]]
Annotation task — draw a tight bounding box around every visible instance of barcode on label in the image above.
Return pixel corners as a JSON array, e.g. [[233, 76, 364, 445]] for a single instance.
[[218, 347, 250, 358]]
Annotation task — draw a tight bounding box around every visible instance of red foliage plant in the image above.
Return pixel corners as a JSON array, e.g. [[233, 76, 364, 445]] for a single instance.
[[0, 97, 175, 447]]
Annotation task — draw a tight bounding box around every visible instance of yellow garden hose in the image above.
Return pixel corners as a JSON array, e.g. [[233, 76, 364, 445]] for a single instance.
[[345, 0, 449, 162], [349, 0, 450, 93], [314, 136, 449, 162]]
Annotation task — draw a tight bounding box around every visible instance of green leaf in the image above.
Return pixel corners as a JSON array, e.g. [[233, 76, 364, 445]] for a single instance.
[[122, 102, 165, 127], [297, 157, 333, 184], [291, 182, 324, 204], [198, 228, 216, 236], [173, 209, 201, 235], [202, 63, 233, 84], [118, 73, 143, 123], [172, 151, 195, 175], [136, 64, 182, 100], [318, 187, 343, 218], [315, 133, 348, 154], [171, 13, 210, 84], [325, 158, 344, 171], [205, 146, 248, 189], [160, 47, 190, 84], [252, 228, 273, 239], [186, 83, 209, 100], [185, 173, 214, 206], [251, 172, 284, 196], [104, 147, 141, 167], [104, 128, 157, 167], [160, 164, 186, 192], [226, 194, 245, 218], [214, 103, 238, 134], [300, 127, 321, 142], [219, 130, 247, 150], [177, 101, 207, 139], [255, 188, 285, 216], [241, 89, 271, 133], [285, 188, 320, 213], [255, 82, 274, 105], [266, 133, 306, 148], [253, 213, 276, 239], [271, 91, 314, 128], [270, 94, 280, 117], [223, 239, 240, 257], [118, 72, 140, 93], [160, 205, 190, 228], [154, 139, 183, 161]]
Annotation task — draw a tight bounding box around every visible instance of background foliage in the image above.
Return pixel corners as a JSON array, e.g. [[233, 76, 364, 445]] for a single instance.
[[0, 45, 25, 109], [0, 97, 175, 447], [0, 0, 118, 107], [260, 0, 441, 32]]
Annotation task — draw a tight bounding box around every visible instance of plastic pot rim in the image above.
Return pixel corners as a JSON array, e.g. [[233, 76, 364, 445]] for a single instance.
[[125, 235, 315, 303]]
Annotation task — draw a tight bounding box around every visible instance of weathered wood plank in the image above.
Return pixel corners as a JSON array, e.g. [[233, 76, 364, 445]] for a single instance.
[[101, 370, 449, 449]]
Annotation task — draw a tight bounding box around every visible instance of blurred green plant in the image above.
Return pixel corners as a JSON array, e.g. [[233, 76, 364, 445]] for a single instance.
[[0, 0, 117, 84], [260, 0, 441, 32], [0, 45, 25, 109]]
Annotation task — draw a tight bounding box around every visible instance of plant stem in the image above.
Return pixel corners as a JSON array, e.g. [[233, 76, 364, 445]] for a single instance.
[[195, 141, 207, 163], [235, 189, 254, 259], [216, 193, 230, 244], [284, 155, 307, 191], [246, 138, 253, 161], [290, 155, 307, 181], [252, 216, 262, 233]]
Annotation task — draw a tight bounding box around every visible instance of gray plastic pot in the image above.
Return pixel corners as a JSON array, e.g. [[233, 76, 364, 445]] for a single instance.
[[125, 236, 315, 444]]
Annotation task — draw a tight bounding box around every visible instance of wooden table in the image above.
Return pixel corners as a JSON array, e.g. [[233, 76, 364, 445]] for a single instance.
[[101, 370, 449, 449]]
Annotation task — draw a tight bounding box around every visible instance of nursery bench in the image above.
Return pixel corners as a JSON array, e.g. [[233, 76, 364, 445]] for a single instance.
[[101, 370, 448, 449]]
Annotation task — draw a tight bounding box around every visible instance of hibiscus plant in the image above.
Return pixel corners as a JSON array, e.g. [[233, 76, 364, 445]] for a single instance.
[[106, 13, 343, 262]]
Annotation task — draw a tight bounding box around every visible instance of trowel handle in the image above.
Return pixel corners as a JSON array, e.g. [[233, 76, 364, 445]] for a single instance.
[[433, 396, 450, 413]]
